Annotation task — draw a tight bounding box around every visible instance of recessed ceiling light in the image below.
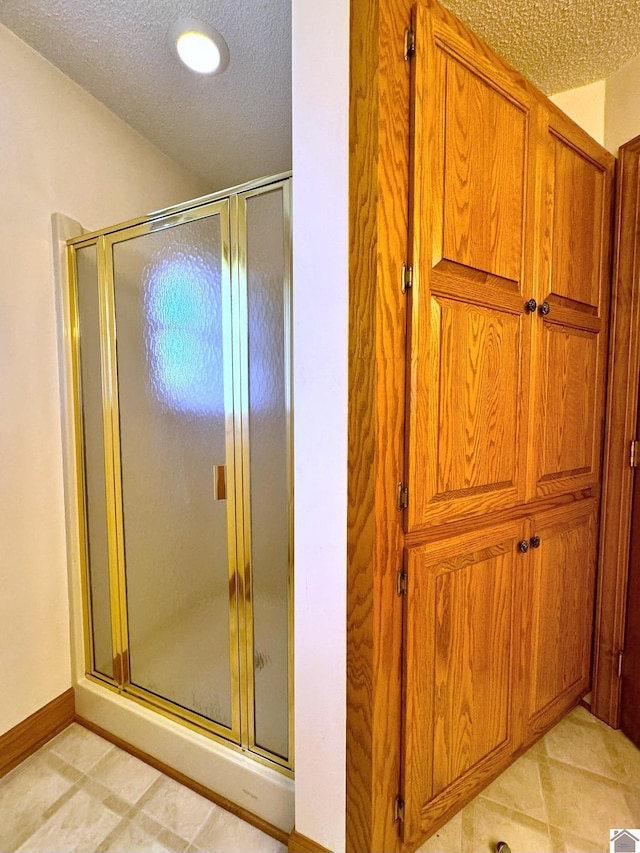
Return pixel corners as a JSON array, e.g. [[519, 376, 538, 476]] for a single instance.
[[169, 19, 229, 76]]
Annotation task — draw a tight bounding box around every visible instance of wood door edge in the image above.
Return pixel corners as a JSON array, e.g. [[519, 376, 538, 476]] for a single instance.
[[593, 136, 640, 726]]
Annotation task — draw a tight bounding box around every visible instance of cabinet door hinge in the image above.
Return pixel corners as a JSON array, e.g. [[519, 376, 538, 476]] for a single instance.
[[401, 263, 413, 294], [397, 482, 408, 510], [397, 570, 408, 596], [618, 651, 624, 678], [404, 28, 415, 60], [394, 795, 405, 822], [631, 440, 638, 468]]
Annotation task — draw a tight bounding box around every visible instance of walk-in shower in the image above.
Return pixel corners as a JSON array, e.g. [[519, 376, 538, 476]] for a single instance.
[[67, 174, 292, 773]]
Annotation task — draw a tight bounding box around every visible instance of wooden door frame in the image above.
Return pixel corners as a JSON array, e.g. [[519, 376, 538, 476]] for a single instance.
[[620, 401, 640, 745], [593, 134, 640, 726]]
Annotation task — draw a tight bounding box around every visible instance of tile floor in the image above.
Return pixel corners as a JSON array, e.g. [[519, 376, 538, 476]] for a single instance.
[[418, 706, 640, 853], [0, 707, 638, 852], [0, 723, 286, 852]]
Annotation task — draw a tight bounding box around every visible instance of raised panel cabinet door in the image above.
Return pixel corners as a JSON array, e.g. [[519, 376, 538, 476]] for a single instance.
[[521, 500, 598, 741], [406, 1, 538, 532], [530, 106, 614, 500], [401, 520, 522, 844]]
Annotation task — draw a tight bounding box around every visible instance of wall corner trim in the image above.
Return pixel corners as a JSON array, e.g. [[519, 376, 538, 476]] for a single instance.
[[0, 688, 75, 779], [288, 829, 332, 852]]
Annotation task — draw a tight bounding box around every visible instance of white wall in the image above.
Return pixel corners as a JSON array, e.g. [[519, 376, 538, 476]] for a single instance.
[[550, 80, 606, 146], [0, 23, 207, 736], [550, 58, 640, 155], [292, 0, 349, 850], [605, 53, 640, 153]]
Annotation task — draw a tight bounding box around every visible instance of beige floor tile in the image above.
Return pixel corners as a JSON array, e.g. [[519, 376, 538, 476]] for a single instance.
[[542, 759, 635, 845], [550, 828, 608, 852], [139, 777, 213, 843], [566, 706, 603, 728], [0, 751, 80, 851], [88, 746, 162, 805], [98, 810, 190, 853], [462, 797, 554, 853], [47, 723, 114, 773], [523, 736, 549, 760], [543, 714, 618, 780], [16, 788, 121, 853], [192, 804, 286, 853], [480, 753, 548, 822], [605, 729, 640, 787], [5, 708, 638, 853], [417, 808, 464, 852], [621, 784, 640, 824], [72, 775, 132, 818]]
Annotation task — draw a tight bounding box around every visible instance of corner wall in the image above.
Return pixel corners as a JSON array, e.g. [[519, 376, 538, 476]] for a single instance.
[[605, 54, 640, 153], [0, 22, 207, 735], [292, 1, 349, 850], [549, 80, 606, 146], [550, 57, 640, 155]]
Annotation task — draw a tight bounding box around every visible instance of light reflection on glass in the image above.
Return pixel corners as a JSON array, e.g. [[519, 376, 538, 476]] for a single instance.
[[142, 248, 223, 417]]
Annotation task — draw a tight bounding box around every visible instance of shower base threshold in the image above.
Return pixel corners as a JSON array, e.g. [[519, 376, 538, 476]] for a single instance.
[[74, 677, 294, 833]]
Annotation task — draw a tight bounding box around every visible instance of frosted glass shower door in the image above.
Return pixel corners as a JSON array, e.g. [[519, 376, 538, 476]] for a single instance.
[[238, 181, 292, 765], [69, 174, 293, 771], [107, 203, 239, 736]]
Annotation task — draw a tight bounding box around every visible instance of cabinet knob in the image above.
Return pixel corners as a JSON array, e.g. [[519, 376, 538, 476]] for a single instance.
[[538, 301, 550, 316], [517, 540, 529, 553], [524, 298, 537, 314], [530, 535, 541, 548]]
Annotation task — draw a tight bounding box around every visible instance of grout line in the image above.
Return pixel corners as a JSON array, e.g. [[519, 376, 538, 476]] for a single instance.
[[132, 774, 216, 846], [543, 752, 628, 787]]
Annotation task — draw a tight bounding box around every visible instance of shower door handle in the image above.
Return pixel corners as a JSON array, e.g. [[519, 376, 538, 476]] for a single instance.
[[213, 465, 227, 501]]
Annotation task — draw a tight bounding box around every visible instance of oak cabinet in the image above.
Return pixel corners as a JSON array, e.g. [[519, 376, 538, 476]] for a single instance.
[[406, 1, 536, 532], [406, 2, 612, 534], [401, 503, 599, 842], [530, 108, 611, 501], [403, 500, 597, 838], [522, 501, 599, 740], [401, 0, 614, 847], [402, 522, 522, 840]]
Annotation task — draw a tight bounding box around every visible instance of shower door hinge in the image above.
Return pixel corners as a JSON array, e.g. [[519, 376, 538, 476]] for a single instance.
[[618, 651, 624, 678], [401, 263, 413, 294], [404, 28, 415, 60], [397, 569, 408, 596], [397, 482, 409, 511], [394, 795, 405, 822], [631, 440, 638, 468]]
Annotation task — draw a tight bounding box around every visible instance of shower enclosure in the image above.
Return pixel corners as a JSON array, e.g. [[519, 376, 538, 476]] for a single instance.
[[67, 174, 292, 771]]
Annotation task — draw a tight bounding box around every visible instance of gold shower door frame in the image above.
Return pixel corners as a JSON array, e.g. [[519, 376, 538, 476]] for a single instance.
[[233, 182, 294, 767], [67, 175, 293, 773]]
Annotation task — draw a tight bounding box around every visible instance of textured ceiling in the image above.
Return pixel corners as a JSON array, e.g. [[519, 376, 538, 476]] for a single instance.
[[0, 0, 638, 193], [0, 0, 291, 191], [441, 0, 640, 94]]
